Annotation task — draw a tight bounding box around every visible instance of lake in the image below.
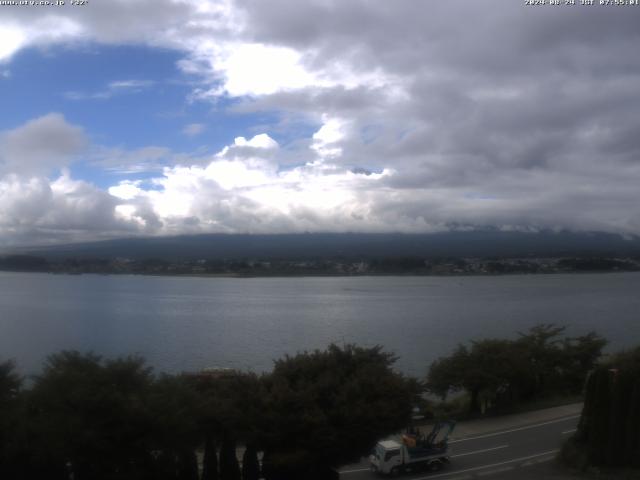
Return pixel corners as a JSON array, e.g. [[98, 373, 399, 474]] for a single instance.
[[1, 271, 639, 377]]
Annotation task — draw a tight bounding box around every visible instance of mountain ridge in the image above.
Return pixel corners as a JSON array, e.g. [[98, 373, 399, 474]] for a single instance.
[[8, 231, 640, 261]]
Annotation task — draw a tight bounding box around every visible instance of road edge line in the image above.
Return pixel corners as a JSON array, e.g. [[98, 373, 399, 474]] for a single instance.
[[412, 449, 559, 480], [449, 415, 580, 443]]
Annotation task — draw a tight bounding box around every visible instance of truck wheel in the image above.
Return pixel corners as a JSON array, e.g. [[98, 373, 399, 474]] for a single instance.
[[428, 460, 443, 472], [390, 466, 401, 477]]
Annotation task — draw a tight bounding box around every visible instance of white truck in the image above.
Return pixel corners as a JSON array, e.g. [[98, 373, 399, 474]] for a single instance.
[[369, 421, 455, 476]]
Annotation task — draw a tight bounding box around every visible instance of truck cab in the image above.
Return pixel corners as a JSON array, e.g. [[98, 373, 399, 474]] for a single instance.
[[370, 440, 404, 474]]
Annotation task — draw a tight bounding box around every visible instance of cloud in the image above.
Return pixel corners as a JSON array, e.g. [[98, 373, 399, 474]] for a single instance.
[[101, 114, 640, 238], [2, 114, 640, 246], [0, 113, 87, 176], [0, 16, 81, 63], [1, 2, 640, 243], [65, 78, 154, 100], [90, 145, 173, 174], [108, 79, 154, 89], [182, 123, 205, 137], [0, 24, 29, 63], [0, 173, 137, 246], [107, 128, 397, 235]]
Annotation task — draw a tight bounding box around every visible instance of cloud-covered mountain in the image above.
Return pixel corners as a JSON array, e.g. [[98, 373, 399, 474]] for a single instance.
[[16, 231, 640, 262]]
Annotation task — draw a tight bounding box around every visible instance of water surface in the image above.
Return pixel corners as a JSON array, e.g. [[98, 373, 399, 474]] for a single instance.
[[1, 272, 639, 377]]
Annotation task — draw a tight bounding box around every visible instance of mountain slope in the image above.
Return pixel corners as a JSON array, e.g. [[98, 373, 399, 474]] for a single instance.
[[11, 231, 640, 261]]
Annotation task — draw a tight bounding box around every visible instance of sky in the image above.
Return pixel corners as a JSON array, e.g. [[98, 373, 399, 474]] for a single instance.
[[1, 0, 640, 246]]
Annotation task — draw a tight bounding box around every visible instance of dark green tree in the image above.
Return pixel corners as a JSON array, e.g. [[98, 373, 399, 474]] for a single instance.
[[241, 444, 260, 480], [516, 324, 567, 395], [202, 435, 219, 480], [427, 340, 531, 413], [427, 325, 606, 415], [147, 374, 202, 479], [0, 360, 23, 479], [260, 344, 416, 479], [426, 345, 468, 400], [26, 351, 156, 479], [219, 434, 241, 480], [177, 450, 199, 480], [574, 346, 640, 467], [0, 360, 21, 401], [188, 369, 265, 480], [560, 332, 607, 393]]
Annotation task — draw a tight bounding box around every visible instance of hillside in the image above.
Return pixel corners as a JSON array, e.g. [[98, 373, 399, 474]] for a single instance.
[[10, 231, 640, 261]]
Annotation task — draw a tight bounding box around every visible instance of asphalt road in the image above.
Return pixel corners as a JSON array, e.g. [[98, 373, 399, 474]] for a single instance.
[[339, 413, 580, 479]]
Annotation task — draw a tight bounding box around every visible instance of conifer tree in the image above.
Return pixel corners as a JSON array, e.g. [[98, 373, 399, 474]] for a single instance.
[[202, 435, 219, 480], [220, 435, 241, 480], [241, 444, 260, 480]]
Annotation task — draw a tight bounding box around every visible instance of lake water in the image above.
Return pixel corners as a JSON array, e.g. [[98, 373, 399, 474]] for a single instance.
[[1, 271, 639, 378]]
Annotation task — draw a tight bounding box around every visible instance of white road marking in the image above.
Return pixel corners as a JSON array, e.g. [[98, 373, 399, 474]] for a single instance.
[[477, 466, 514, 476], [450, 444, 509, 458], [533, 455, 556, 464], [449, 415, 580, 444], [522, 454, 556, 466], [410, 449, 559, 480], [340, 467, 370, 474], [562, 428, 577, 435]]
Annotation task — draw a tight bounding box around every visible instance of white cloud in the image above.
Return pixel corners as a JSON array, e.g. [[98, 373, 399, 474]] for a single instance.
[[108, 180, 143, 201], [311, 116, 347, 160], [180, 39, 399, 101], [182, 123, 205, 137], [233, 134, 278, 150], [0, 24, 27, 63], [102, 127, 396, 236], [0, 172, 138, 246], [65, 78, 154, 101], [0, 16, 82, 63], [208, 43, 317, 97], [108, 79, 154, 89]]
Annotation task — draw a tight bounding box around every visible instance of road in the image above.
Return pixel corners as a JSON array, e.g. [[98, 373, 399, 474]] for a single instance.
[[339, 412, 580, 479]]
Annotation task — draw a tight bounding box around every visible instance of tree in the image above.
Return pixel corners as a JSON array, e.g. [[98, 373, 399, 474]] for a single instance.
[[202, 435, 219, 480], [0, 360, 23, 479], [516, 324, 567, 395], [0, 360, 21, 402], [26, 351, 156, 480], [574, 346, 640, 468], [426, 345, 468, 400], [189, 370, 266, 480], [427, 325, 607, 415], [260, 344, 416, 479], [147, 374, 202, 479], [241, 444, 260, 480], [560, 332, 607, 393], [219, 434, 241, 480], [427, 340, 531, 414]]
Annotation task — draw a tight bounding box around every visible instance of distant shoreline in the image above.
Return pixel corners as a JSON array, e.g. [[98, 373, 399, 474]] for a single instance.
[[1, 268, 638, 280], [1, 254, 639, 278]]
